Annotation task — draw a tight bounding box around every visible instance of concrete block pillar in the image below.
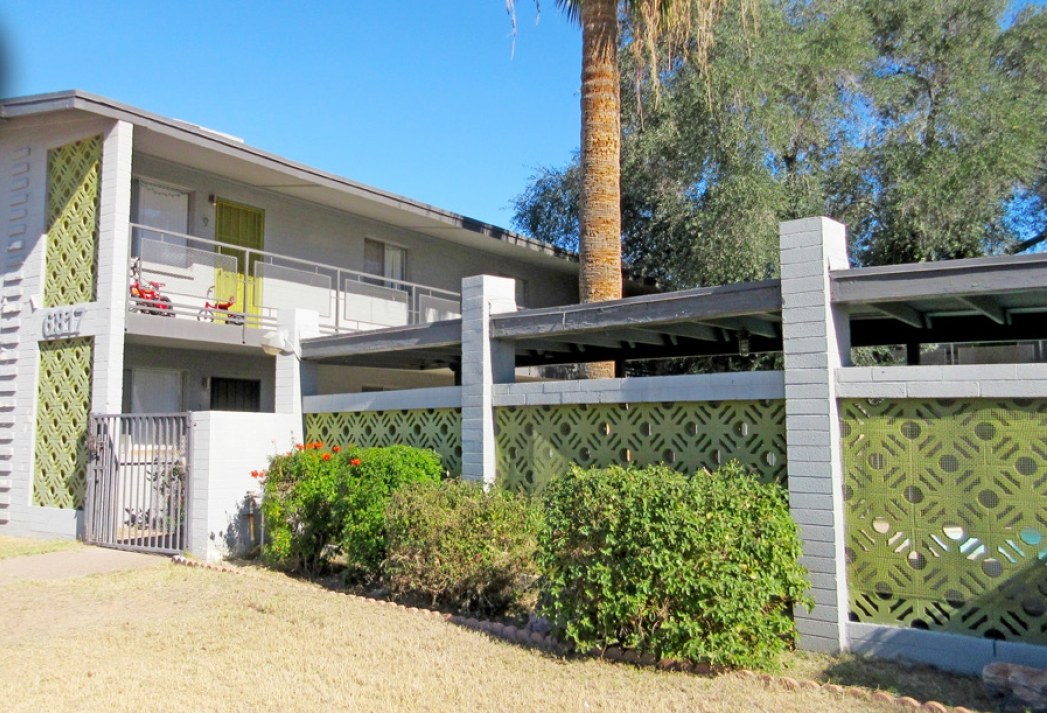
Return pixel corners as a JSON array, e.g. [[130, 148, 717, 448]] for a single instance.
[[779, 217, 851, 653], [460, 275, 516, 488], [92, 120, 134, 413], [273, 308, 319, 417]]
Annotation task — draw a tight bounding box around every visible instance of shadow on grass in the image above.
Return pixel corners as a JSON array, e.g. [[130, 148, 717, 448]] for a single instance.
[[784, 651, 993, 711]]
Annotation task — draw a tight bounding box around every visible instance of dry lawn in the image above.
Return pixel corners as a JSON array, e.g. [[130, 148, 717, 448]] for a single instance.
[[0, 535, 82, 560], [0, 551, 990, 712]]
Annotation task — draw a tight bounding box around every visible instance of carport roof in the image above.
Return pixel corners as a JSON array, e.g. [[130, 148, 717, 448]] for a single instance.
[[301, 252, 1047, 370]]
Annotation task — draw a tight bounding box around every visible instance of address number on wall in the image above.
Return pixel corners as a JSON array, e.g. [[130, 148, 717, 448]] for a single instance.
[[41, 306, 86, 340]]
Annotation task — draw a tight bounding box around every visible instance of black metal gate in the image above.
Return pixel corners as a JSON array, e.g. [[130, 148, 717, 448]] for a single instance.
[[85, 414, 191, 554]]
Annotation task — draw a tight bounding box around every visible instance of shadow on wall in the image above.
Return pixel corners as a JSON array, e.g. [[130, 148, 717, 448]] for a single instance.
[[215, 493, 262, 559]]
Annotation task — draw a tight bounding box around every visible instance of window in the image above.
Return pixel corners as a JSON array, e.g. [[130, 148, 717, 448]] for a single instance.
[[130, 368, 185, 414], [364, 239, 407, 286], [132, 180, 191, 268], [134, 180, 189, 235], [209, 378, 261, 412]]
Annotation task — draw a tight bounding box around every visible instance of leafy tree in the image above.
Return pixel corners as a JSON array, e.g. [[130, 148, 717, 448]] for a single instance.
[[513, 0, 1047, 286], [509, 0, 729, 375], [836, 0, 1047, 264]]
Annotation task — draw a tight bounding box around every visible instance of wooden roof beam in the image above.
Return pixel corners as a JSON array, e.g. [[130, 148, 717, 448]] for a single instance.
[[869, 302, 925, 329], [958, 295, 1007, 325]]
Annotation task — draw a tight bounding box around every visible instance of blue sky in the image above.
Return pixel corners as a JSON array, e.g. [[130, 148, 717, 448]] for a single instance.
[[1, 2, 580, 230]]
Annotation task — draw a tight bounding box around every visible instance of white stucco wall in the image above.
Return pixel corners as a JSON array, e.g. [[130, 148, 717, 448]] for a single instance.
[[188, 410, 302, 561]]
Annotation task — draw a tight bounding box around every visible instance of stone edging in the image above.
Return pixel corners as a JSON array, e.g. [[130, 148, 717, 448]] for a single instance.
[[169, 556, 972, 713]]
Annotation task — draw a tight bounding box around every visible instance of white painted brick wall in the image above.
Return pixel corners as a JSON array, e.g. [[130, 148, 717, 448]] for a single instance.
[[0, 116, 116, 538], [836, 363, 1047, 398], [91, 120, 133, 414]]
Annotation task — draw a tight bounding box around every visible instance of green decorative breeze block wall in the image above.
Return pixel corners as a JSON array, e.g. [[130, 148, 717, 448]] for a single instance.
[[496, 400, 787, 493], [34, 338, 94, 508], [305, 409, 462, 475], [45, 135, 101, 307], [842, 398, 1047, 644]]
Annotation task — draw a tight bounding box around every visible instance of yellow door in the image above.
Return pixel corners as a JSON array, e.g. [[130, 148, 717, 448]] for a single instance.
[[214, 200, 264, 323]]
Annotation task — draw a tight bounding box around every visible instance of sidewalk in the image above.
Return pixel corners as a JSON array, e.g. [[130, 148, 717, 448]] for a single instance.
[[0, 546, 166, 583]]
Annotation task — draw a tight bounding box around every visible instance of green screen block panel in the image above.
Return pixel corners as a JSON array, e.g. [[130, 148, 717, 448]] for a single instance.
[[305, 409, 462, 476], [45, 136, 101, 307], [495, 400, 787, 494], [842, 398, 1047, 644], [33, 338, 94, 508]]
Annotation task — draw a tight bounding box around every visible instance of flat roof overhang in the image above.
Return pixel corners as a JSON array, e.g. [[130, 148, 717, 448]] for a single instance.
[[833, 252, 1047, 346], [300, 253, 1047, 371]]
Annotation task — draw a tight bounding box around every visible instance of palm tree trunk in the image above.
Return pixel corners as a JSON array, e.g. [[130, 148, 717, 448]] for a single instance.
[[579, 0, 622, 379]]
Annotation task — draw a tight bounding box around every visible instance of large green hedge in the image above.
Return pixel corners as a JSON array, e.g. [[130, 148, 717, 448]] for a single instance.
[[384, 479, 541, 616], [535, 462, 812, 670]]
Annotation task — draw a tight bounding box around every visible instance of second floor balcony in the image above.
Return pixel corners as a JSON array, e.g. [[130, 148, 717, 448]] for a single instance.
[[128, 224, 462, 336]]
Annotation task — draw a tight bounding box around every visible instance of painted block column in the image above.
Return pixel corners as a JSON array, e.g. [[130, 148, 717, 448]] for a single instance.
[[779, 217, 852, 653], [460, 275, 516, 488], [92, 120, 133, 413], [274, 308, 319, 418]]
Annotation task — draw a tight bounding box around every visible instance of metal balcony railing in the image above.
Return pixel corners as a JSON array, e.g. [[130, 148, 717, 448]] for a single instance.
[[128, 224, 462, 335]]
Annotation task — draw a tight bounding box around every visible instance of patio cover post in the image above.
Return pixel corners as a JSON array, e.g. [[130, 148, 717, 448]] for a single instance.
[[780, 217, 852, 654], [460, 275, 516, 489]]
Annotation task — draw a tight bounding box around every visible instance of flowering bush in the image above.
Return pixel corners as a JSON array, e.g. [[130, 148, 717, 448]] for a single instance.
[[259, 443, 443, 577]]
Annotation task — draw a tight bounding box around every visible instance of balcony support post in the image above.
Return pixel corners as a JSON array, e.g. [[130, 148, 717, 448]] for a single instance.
[[274, 308, 319, 419]]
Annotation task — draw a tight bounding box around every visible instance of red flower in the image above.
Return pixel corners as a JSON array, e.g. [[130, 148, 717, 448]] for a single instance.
[[332, 446, 341, 454], [350, 458, 362, 467], [294, 444, 304, 451], [321, 453, 332, 461], [315, 441, 324, 449], [250, 469, 265, 479]]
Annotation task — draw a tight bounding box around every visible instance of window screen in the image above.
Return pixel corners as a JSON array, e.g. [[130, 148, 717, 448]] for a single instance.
[[209, 378, 261, 412]]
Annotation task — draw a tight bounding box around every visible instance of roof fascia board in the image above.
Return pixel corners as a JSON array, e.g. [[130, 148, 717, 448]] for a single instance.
[[831, 254, 1047, 303]]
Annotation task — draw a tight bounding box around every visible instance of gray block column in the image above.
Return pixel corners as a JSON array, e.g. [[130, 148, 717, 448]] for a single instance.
[[460, 275, 516, 488], [274, 308, 319, 417], [779, 216, 851, 653]]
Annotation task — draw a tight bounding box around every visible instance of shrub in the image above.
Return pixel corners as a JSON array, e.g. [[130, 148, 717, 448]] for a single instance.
[[536, 462, 812, 670], [335, 445, 444, 580], [260, 443, 443, 577], [384, 479, 542, 616], [260, 442, 342, 574]]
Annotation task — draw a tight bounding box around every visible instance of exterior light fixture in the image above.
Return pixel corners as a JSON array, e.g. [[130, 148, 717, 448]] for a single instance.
[[737, 330, 751, 358], [261, 330, 290, 356]]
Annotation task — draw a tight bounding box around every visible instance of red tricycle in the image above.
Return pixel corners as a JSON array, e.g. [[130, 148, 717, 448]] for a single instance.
[[129, 258, 174, 317], [197, 285, 245, 326]]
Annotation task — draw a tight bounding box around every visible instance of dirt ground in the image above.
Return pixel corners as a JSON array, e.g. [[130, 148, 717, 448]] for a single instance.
[[0, 547, 994, 713]]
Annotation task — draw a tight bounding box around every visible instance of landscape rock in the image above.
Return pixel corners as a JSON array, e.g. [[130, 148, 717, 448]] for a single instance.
[[983, 662, 1047, 713], [526, 614, 552, 635]]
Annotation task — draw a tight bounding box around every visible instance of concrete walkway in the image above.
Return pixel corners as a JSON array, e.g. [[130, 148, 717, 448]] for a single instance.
[[0, 546, 167, 583]]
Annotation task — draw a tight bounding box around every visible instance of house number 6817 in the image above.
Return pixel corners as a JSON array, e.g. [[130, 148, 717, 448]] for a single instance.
[[41, 306, 85, 339]]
